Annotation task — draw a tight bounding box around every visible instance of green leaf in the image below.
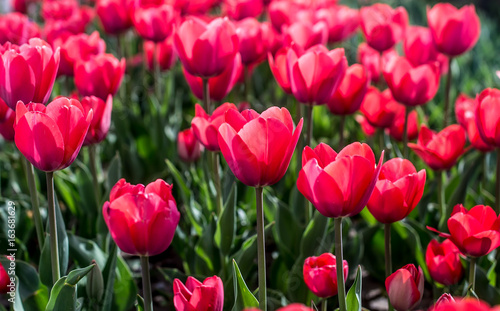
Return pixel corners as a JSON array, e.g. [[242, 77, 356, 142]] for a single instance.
[[136, 295, 145, 311], [165, 159, 190, 203], [45, 277, 74, 311], [101, 243, 117, 311], [66, 264, 95, 286], [111, 256, 138, 311], [232, 259, 259, 311], [0, 258, 39, 300], [275, 202, 302, 266], [300, 211, 329, 257], [215, 183, 237, 255], [106, 153, 122, 193], [67, 233, 107, 269], [346, 266, 362, 311]]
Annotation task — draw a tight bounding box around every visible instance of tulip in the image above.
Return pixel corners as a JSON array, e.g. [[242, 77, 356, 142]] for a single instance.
[[268, 0, 304, 33], [429, 297, 494, 311], [173, 276, 223, 311], [144, 35, 176, 72], [357, 42, 398, 83], [0, 12, 41, 45], [261, 22, 283, 56], [0, 261, 8, 294], [360, 3, 408, 52], [0, 38, 60, 110], [268, 46, 293, 94], [74, 53, 126, 100], [223, 0, 263, 20], [403, 26, 448, 74], [43, 10, 94, 46], [0, 104, 14, 142], [315, 6, 359, 44], [303, 253, 348, 298], [367, 158, 426, 224], [81, 95, 113, 146], [177, 128, 202, 163], [183, 0, 218, 15], [174, 17, 239, 78], [360, 87, 399, 129], [432, 293, 455, 308], [192, 103, 238, 151], [42, 0, 78, 20], [455, 93, 493, 153], [385, 264, 424, 311], [327, 64, 369, 116], [387, 105, 418, 142], [244, 305, 314, 311], [131, 0, 175, 42], [282, 21, 328, 53], [355, 114, 376, 138], [236, 18, 267, 67], [427, 3, 480, 57], [425, 239, 463, 286], [96, 0, 132, 35], [475, 88, 500, 148]]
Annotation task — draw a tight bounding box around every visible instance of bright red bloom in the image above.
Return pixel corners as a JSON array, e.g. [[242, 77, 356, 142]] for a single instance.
[[191, 103, 238, 151], [360, 87, 399, 129], [427, 3, 480, 57], [282, 21, 328, 53], [0, 12, 41, 45], [360, 3, 408, 52], [432, 293, 455, 309], [0, 100, 15, 142], [268, 46, 294, 94], [42, 0, 78, 20], [303, 253, 348, 298], [276, 304, 313, 311], [0, 261, 9, 294], [426, 239, 463, 286], [475, 88, 500, 148], [131, 0, 175, 42], [218, 107, 303, 187], [236, 18, 267, 67], [42, 8, 94, 45], [383, 56, 440, 106], [96, 0, 133, 35], [455, 93, 493, 152], [386, 264, 424, 311], [429, 297, 494, 311], [355, 114, 376, 137], [287, 45, 347, 105], [144, 35, 176, 72], [261, 22, 283, 56], [177, 128, 202, 163], [0, 38, 60, 109], [297, 142, 383, 218], [327, 63, 369, 116], [315, 5, 359, 43], [173, 276, 223, 311], [81, 95, 113, 146], [74, 53, 126, 100], [357, 42, 398, 83], [223, 0, 263, 20], [268, 0, 304, 33], [387, 105, 419, 142], [367, 158, 426, 224], [174, 17, 239, 78], [404, 26, 448, 75], [408, 125, 465, 171], [14, 98, 93, 172]]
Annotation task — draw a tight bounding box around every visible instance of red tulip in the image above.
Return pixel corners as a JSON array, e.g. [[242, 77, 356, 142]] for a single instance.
[[315, 5, 359, 43], [360, 87, 398, 129], [236, 18, 267, 67], [303, 253, 348, 298], [174, 17, 239, 78], [367, 158, 426, 224], [96, 0, 133, 35], [268, 46, 293, 94], [14, 98, 93, 172], [183, 54, 242, 102], [326, 64, 369, 116], [360, 3, 408, 52], [383, 56, 440, 106], [218, 107, 303, 187], [388, 105, 419, 142], [0, 38, 60, 110], [385, 264, 424, 311], [223, 0, 263, 20], [81, 95, 113, 146], [287, 45, 347, 105], [173, 276, 223, 311], [282, 21, 328, 52], [277, 305, 313, 311], [261, 22, 283, 56], [43, 9, 94, 45], [144, 35, 176, 72], [475, 88, 500, 148], [0, 101, 15, 142], [183, 0, 218, 15], [429, 297, 494, 311], [408, 125, 465, 171], [0, 13, 41, 45], [103, 178, 180, 256], [355, 114, 376, 138], [430, 204, 500, 258], [131, 0, 175, 42], [357, 42, 398, 83], [455, 93, 493, 152], [191, 103, 238, 151], [432, 293, 455, 309], [42, 0, 78, 20], [74, 53, 126, 100], [268, 0, 304, 33], [427, 3, 480, 57], [297, 142, 383, 218], [177, 128, 202, 162], [404, 26, 448, 75], [426, 239, 463, 286]]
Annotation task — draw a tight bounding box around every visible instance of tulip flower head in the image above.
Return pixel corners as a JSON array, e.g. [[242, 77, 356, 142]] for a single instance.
[[455, 93, 493, 152], [236, 18, 267, 67], [0, 12, 41, 45], [144, 35, 176, 72], [327, 63, 369, 116], [385, 264, 424, 311], [177, 128, 202, 163], [192, 103, 238, 151], [268, 46, 294, 94], [303, 253, 348, 298], [96, 0, 133, 35], [429, 297, 494, 311], [314, 5, 359, 44], [282, 20, 328, 52], [426, 239, 463, 286], [357, 42, 398, 83], [173, 276, 223, 311], [404, 26, 448, 74], [81, 95, 113, 146], [475, 88, 500, 148], [131, 0, 175, 42], [388, 105, 419, 142], [360, 87, 399, 129], [0, 100, 14, 142]]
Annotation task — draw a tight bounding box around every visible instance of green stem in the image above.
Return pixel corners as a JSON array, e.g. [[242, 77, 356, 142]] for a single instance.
[[385, 223, 394, 311], [496, 148, 500, 214], [403, 107, 411, 159], [154, 43, 162, 104], [322, 299, 327, 311], [334, 217, 347, 311], [244, 66, 251, 103], [469, 257, 476, 292], [255, 187, 267, 311], [294, 97, 302, 125], [443, 57, 453, 128], [306, 104, 314, 147], [202, 78, 211, 114], [339, 115, 345, 149], [212, 152, 223, 216], [140, 256, 153, 311], [22, 158, 45, 248], [46, 172, 60, 283], [437, 171, 447, 231], [88, 145, 101, 205]]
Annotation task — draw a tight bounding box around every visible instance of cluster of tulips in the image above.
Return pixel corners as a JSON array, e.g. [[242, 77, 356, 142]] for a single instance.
[[1, 0, 500, 310]]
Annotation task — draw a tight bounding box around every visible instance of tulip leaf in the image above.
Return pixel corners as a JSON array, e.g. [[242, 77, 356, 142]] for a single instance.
[[0, 257, 40, 300], [67, 233, 107, 269], [474, 265, 500, 304], [106, 152, 122, 194], [232, 259, 259, 311], [66, 264, 95, 286], [165, 159, 190, 204], [101, 242, 118, 311], [112, 256, 138, 311], [300, 211, 329, 257], [215, 182, 237, 256], [275, 202, 302, 266], [346, 265, 363, 311], [45, 264, 94, 311], [136, 295, 145, 311]]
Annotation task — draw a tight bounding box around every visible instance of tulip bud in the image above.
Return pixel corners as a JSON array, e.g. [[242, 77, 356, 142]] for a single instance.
[[385, 264, 424, 311], [191, 103, 238, 151], [86, 260, 104, 302], [303, 253, 348, 298], [429, 297, 493, 311], [455, 93, 493, 152], [177, 128, 202, 163], [425, 239, 463, 286], [475, 88, 500, 149], [173, 276, 223, 311]]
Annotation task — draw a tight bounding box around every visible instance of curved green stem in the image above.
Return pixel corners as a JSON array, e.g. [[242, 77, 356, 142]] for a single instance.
[[140, 256, 153, 311], [202, 78, 211, 114], [306, 104, 314, 147], [46, 172, 60, 283], [339, 115, 345, 149], [437, 171, 447, 231], [322, 299, 327, 311], [256, 187, 267, 311], [88, 145, 101, 205], [22, 158, 45, 248], [335, 217, 346, 311], [469, 257, 476, 292], [385, 223, 394, 311]]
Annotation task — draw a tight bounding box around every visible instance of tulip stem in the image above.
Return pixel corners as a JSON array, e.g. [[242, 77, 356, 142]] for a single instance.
[[154, 43, 162, 104], [443, 57, 453, 128], [140, 256, 153, 311], [339, 115, 345, 149], [334, 217, 347, 311], [255, 186, 267, 311], [46, 172, 60, 283], [437, 170, 447, 232], [88, 145, 101, 205], [212, 152, 223, 216], [384, 223, 394, 311], [402, 107, 411, 159], [202, 78, 211, 114], [244, 66, 251, 103], [22, 158, 45, 248], [469, 257, 476, 292], [496, 148, 500, 214], [306, 104, 314, 147], [322, 299, 327, 311]]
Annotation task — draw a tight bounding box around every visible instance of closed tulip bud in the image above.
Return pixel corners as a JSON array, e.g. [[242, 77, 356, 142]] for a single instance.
[[177, 128, 202, 162], [282, 21, 328, 52], [298, 142, 383, 218], [103, 178, 180, 256], [388, 105, 419, 142], [15, 98, 93, 172], [74, 53, 126, 100], [383, 56, 440, 107], [427, 3, 480, 57], [426, 239, 463, 286], [191, 103, 238, 151], [81, 95, 113, 146], [218, 107, 302, 187], [367, 158, 426, 223], [173, 276, 223, 311], [174, 17, 239, 78], [0, 12, 41, 45], [236, 18, 267, 67], [86, 260, 104, 302], [276, 304, 314, 311], [268, 46, 294, 94], [144, 35, 176, 72], [131, 0, 175, 42], [223, 0, 263, 20], [303, 253, 348, 298], [455, 93, 493, 153], [386, 264, 424, 311], [433, 293, 455, 308], [475, 88, 500, 148], [315, 6, 359, 44], [408, 125, 465, 171], [96, 0, 133, 35], [327, 64, 369, 116], [429, 297, 493, 311], [360, 87, 399, 129], [404, 26, 448, 75], [360, 3, 408, 52], [357, 42, 398, 83]]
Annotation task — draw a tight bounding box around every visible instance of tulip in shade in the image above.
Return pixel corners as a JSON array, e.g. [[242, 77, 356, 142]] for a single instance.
[[357, 42, 398, 83], [103, 178, 180, 256], [131, 0, 175, 42], [383, 56, 440, 107], [174, 17, 239, 78], [475, 88, 500, 148], [297, 142, 384, 218], [236, 18, 267, 67], [385, 264, 424, 311], [192, 103, 238, 151], [360, 3, 408, 52], [432, 293, 455, 308], [360, 87, 399, 128], [15, 98, 93, 172], [388, 105, 419, 142], [96, 0, 132, 35], [408, 125, 465, 171], [367, 158, 426, 224], [173, 276, 223, 311], [277, 304, 314, 311], [0, 100, 14, 142], [303, 253, 348, 298], [218, 107, 302, 187], [427, 3, 480, 57], [455, 93, 493, 152], [327, 64, 369, 116], [315, 6, 359, 44], [81, 95, 113, 146], [144, 35, 176, 72], [177, 128, 202, 162], [425, 239, 463, 286]]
